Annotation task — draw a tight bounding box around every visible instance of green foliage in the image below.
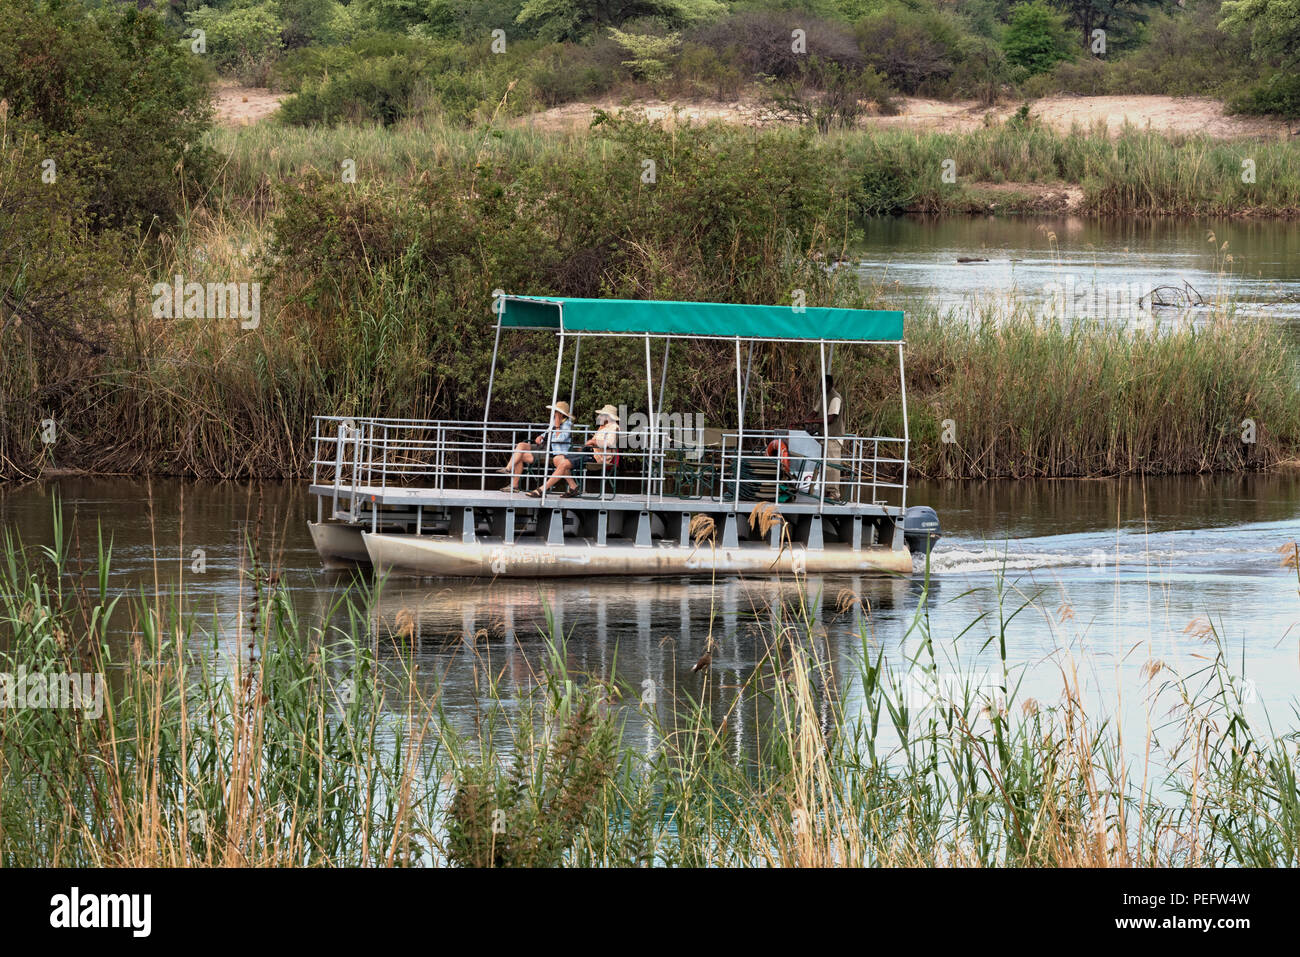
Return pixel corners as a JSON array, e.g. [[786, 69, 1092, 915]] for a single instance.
[[1220, 0, 1300, 66], [854, 1, 969, 95], [0, 120, 128, 374], [515, 0, 724, 41], [1230, 70, 1300, 119], [1021, 1, 1259, 99], [185, 2, 285, 82], [1001, 0, 1075, 75], [763, 58, 897, 132], [1050, 0, 1165, 51], [608, 26, 681, 82], [0, 0, 213, 231]]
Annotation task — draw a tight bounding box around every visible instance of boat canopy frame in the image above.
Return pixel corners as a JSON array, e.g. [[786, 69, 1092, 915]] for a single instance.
[[481, 294, 911, 514]]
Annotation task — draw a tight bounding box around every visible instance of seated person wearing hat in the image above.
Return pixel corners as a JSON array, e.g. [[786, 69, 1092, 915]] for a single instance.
[[531, 405, 620, 498], [498, 401, 572, 492]]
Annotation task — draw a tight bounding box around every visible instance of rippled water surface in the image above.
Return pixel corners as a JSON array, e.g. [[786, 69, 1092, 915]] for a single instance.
[[2, 473, 1296, 765]]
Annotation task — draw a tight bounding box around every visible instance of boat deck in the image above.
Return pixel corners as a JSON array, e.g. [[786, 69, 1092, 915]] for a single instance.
[[309, 483, 904, 517]]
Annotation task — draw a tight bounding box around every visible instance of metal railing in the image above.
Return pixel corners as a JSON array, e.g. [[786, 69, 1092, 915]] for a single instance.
[[311, 415, 909, 513]]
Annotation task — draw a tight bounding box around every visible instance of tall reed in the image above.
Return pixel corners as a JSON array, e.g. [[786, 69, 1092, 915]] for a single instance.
[[2, 502, 1297, 866]]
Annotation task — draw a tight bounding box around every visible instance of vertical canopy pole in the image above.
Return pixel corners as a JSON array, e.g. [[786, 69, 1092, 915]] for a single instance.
[[898, 342, 909, 514], [741, 340, 754, 411], [542, 319, 565, 505], [734, 337, 744, 509], [484, 321, 502, 424], [819, 340, 829, 512], [644, 334, 655, 505], [568, 335, 581, 413], [658, 338, 670, 500], [480, 318, 503, 491]]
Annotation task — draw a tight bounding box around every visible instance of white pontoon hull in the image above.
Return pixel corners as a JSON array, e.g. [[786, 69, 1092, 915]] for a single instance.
[[359, 531, 914, 578], [308, 521, 370, 566]]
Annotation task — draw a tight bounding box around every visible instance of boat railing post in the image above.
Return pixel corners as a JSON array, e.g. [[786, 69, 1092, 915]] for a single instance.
[[381, 423, 390, 493], [872, 438, 879, 505], [436, 423, 444, 491], [332, 420, 346, 518]]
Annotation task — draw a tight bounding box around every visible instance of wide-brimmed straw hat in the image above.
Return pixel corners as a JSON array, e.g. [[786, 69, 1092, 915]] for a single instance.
[[595, 404, 619, 421], [547, 401, 572, 419]]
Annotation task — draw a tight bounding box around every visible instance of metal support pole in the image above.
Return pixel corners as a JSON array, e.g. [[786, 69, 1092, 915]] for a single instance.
[[898, 342, 909, 513], [657, 338, 670, 500], [542, 325, 565, 505], [734, 337, 744, 508], [741, 340, 754, 413], [819, 340, 829, 512], [569, 336, 581, 413], [481, 320, 502, 492], [644, 334, 655, 506]]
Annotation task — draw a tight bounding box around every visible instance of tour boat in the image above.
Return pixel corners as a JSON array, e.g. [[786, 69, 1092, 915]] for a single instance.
[[307, 295, 942, 578]]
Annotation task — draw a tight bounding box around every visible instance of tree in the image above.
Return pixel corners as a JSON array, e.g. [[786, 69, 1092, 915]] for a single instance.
[[515, 0, 722, 42], [0, 0, 212, 230], [185, 3, 285, 79], [608, 27, 681, 82], [1220, 0, 1300, 67], [1002, 0, 1075, 74], [855, 2, 965, 95], [1050, 0, 1172, 51]]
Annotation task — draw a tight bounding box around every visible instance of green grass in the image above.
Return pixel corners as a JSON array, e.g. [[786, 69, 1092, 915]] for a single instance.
[[209, 117, 1300, 218]]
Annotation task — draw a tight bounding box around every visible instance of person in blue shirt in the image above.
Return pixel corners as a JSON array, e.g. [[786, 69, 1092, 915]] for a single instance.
[[498, 401, 572, 492]]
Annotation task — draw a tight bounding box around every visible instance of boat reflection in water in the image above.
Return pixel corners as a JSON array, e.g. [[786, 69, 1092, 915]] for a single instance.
[[358, 573, 919, 764]]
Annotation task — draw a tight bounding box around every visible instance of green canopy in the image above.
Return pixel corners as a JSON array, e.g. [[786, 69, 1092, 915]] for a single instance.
[[497, 296, 903, 343]]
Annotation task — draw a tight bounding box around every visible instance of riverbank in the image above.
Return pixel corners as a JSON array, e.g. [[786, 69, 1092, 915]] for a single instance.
[[5, 117, 1299, 481], [3, 300, 1295, 482], [210, 114, 1300, 218]]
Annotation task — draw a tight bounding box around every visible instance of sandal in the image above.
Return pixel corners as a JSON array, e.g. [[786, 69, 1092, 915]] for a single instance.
[[562, 486, 579, 498], [526, 488, 542, 498], [499, 484, 517, 493]]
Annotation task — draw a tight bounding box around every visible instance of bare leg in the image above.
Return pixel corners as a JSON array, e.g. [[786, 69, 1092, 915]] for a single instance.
[[510, 448, 534, 487], [542, 456, 576, 492], [500, 443, 534, 489]]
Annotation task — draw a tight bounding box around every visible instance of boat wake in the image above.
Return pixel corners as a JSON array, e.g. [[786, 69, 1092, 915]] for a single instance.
[[921, 521, 1296, 576]]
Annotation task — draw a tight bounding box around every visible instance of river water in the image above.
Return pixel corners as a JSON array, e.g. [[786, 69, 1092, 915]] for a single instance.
[[3, 216, 1299, 765], [852, 216, 1300, 327], [2, 473, 1296, 767]]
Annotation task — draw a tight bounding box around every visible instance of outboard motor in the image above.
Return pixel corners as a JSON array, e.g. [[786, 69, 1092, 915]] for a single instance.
[[903, 506, 942, 556]]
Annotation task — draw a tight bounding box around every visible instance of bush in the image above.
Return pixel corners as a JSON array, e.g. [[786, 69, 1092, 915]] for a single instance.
[[526, 40, 623, 105], [1230, 71, 1300, 120], [280, 52, 432, 124], [675, 41, 747, 99], [1001, 0, 1074, 76], [854, 1, 966, 96], [0, 0, 212, 231], [185, 2, 285, 84], [763, 58, 896, 131], [695, 11, 862, 79], [1029, 1, 1257, 98]]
